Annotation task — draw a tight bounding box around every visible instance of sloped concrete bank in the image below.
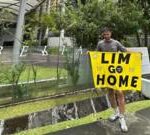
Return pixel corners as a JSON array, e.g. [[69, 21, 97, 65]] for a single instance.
[[48, 107, 150, 135], [0, 96, 108, 134]]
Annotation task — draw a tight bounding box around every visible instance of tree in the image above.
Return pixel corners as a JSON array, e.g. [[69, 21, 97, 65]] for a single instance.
[[41, 0, 143, 49], [0, 9, 14, 46], [137, 0, 150, 47], [118, 0, 150, 47]]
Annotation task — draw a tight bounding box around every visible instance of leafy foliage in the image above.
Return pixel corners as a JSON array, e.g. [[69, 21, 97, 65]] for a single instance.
[[0, 9, 14, 45], [0, 9, 14, 24], [64, 47, 80, 87], [41, 0, 143, 49], [119, 0, 150, 46]]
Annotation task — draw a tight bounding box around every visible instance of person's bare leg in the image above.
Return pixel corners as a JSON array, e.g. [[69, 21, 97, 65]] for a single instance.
[[108, 89, 119, 121], [116, 91, 125, 114], [108, 89, 117, 108], [116, 90, 128, 132]]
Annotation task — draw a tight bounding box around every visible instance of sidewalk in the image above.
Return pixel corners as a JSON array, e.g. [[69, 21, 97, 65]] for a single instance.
[[48, 107, 150, 135]]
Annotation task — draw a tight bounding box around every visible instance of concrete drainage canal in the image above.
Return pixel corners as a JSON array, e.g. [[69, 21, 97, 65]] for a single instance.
[[0, 96, 108, 134]]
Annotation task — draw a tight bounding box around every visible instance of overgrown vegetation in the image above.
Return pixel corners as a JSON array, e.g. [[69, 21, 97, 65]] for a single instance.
[[0, 63, 27, 101], [16, 100, 150, 135], [64, 46, 80, 87], [0, 63, 67, 102]]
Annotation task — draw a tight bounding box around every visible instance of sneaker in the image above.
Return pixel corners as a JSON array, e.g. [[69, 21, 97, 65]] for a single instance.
[[109, 113, 119, 122], [119, 115, 128, 132]]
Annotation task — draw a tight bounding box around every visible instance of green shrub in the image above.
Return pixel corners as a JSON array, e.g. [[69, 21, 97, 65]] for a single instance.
[[47, 47, 59, 55]]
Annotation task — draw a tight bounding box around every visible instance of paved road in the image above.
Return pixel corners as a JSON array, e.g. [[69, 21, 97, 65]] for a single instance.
[[47, 107, 150, 135]]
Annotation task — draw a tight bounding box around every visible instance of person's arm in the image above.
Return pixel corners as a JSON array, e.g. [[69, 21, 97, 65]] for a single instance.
[[116, 41, 127, 52], [96, 41, 102, 51]]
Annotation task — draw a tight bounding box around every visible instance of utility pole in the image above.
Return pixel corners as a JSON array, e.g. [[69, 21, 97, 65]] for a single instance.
[[13, 0, 26, 64]]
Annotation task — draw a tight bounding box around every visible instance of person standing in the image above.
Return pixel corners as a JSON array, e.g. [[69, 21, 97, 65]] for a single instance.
[[97, 27, 128, 132]]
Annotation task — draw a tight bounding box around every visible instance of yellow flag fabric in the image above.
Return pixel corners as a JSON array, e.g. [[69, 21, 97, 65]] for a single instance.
[[89, 52, 141, 91]]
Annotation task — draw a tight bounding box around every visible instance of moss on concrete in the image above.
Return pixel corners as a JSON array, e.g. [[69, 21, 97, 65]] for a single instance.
[[16, 100, 150, 135], [0, 89, 102, 120]]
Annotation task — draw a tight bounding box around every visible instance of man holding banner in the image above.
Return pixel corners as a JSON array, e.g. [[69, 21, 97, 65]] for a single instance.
[[96, 27, 128, 132]]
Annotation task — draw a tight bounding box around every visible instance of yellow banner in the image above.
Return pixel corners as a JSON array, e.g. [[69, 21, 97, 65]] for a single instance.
[[89, 52, 141, 91]]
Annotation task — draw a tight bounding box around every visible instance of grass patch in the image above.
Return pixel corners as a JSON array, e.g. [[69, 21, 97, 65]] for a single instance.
[[20, 66, 67, 82], [0, 90, 102, 120], [16, 100, 150, 135], [0, 64, 67, 84]]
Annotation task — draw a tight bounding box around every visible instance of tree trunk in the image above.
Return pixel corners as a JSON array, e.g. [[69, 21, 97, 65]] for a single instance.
[[136, 31, 141, 47], [144, 29, 148, 47]]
